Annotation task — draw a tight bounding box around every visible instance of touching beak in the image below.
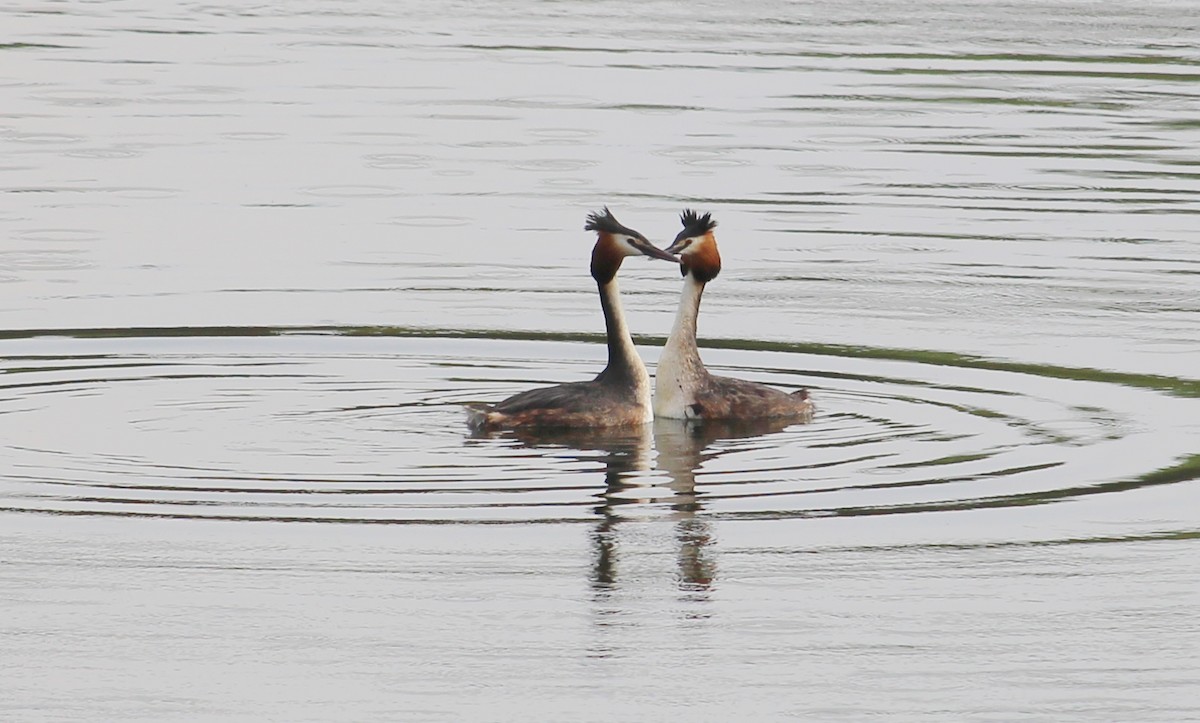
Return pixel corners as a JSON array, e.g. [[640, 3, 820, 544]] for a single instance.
[[633, 238, 680, 263], [664, 236, 688, 256]]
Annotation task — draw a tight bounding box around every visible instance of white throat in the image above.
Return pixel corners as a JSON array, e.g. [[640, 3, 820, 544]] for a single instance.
[[599, 277, 653, 422], [654, 273, 707, 419]]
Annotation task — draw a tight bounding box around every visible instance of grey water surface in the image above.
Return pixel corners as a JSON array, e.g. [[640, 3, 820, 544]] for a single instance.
[[3, 1, 1200, 721]]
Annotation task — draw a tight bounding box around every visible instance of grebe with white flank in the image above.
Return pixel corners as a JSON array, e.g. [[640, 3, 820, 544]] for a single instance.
[[654, 209, 814, 421], [466, 208, 679, 431]]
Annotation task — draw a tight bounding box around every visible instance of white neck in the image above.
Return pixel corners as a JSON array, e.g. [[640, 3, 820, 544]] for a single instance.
[[654, 273, 707, 418], [666, 273, 705, 359], [596, 279, 651, 421], [599, 278, 641, 371]]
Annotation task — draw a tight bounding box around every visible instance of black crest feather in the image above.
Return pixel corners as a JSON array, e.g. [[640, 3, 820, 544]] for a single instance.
[[584, 207, 640, 239], [678, 209, 717, 238]]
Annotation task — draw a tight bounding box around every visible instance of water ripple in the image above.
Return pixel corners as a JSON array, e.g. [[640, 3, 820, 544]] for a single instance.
[[1, 328, 1196, 529]]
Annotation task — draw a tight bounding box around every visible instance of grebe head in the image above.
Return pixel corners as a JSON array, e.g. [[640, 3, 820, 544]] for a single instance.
[[666, 209, 721, 282], [585, 207, 677, 283]]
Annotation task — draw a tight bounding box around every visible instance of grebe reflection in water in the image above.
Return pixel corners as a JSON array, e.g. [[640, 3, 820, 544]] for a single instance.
[[469, 415, 795, 591], [466, 208, 678, 431], [654, 210, 814, 422]]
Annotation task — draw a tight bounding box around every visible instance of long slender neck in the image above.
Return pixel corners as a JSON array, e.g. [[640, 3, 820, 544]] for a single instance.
[[596, 277, 645, 383], [666, 272, 706, 361]]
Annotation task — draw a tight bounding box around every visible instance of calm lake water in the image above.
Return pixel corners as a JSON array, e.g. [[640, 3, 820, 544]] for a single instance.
[[3, 1, 1199, 720]]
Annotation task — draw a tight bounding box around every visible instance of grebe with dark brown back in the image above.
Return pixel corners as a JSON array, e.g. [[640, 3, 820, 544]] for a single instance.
[[654, 209, 814, 421], [466, 208, 678, 431]]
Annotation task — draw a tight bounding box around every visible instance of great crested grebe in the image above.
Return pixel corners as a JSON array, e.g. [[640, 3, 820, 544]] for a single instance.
[[466, 208, 679, 431], [654, 209, 814, 421]]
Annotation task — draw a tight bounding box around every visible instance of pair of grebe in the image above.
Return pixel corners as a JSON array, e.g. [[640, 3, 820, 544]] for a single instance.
[[465, 208, 813, 431]]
